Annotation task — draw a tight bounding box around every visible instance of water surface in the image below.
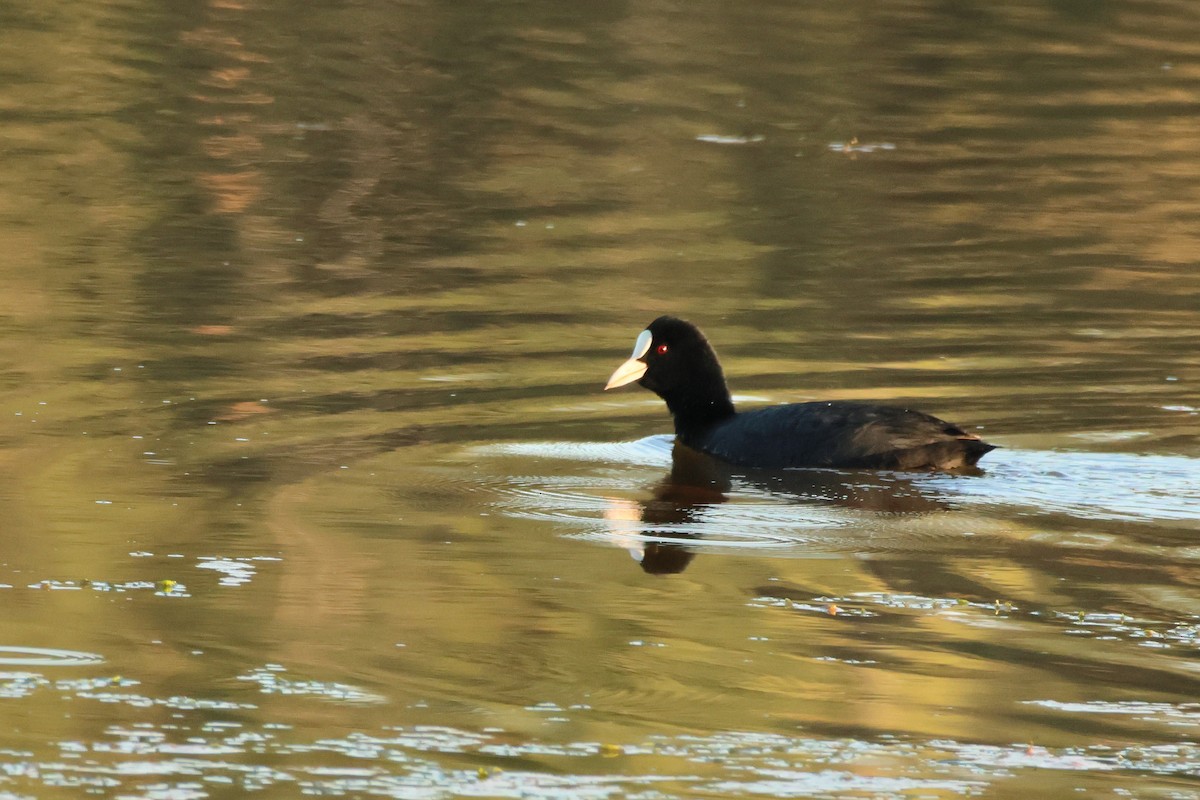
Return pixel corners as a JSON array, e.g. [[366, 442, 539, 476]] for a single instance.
[[2, 0, 1199, 797]]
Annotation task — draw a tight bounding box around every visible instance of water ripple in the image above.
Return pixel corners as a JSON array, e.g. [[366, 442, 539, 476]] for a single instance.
[[0, 646, 104, 667], [933, 448, 1200, 526], [469, 437, 1200, 565]]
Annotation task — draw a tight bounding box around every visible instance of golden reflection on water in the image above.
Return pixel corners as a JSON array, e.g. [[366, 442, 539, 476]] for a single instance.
[[1, 0, 1199, 796]]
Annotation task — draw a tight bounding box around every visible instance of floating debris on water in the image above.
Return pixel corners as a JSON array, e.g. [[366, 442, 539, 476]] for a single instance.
[[696, 134, 765, 145], [828, 138, 896, 154]]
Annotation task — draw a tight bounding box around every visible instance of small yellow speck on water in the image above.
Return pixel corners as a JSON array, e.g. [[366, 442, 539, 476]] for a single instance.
[[111, 676, 122, 685], [158, 580, 177, 593], [600, 743, 623, 757], [827, 604, 840, 616], [477, 767, 488, 779]]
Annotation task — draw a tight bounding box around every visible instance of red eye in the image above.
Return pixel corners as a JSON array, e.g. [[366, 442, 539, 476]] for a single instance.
[[656, 343, 669, 355]]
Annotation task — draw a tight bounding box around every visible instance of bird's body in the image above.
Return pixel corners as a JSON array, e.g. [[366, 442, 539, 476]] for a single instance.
[[605, 316, 995, 471], [684, 400, 992, 470]]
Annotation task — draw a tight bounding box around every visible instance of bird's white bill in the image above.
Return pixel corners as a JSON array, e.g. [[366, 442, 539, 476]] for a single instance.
[[604, 357, 647, 390]]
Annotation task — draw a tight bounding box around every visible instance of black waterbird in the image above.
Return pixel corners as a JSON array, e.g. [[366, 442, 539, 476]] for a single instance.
[[605, 316, 996, 471]]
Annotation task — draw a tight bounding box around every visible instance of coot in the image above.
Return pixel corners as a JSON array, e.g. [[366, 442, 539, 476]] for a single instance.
[[604, 316, 995, 470]]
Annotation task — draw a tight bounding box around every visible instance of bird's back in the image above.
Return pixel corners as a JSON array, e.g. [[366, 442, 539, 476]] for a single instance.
[[686, 400, 995, 470]]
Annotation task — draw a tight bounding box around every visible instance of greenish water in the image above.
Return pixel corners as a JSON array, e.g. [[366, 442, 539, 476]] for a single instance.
[[1, 0, 1199, 797]]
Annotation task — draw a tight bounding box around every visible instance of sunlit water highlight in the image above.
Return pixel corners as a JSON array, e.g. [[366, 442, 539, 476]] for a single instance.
[[0, 647, 104, 668], [479, 437, 1200, 560], [3, 721, 1199, 799]]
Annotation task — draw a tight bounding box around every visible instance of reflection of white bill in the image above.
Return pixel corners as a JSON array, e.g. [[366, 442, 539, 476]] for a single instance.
[[602, 497, 645, 562]]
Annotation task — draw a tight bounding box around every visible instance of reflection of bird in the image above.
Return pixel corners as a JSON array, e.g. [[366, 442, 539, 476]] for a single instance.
[[606, 316, 995, 471], [603, 443, 955, 575], [602, 445, 729, 574]]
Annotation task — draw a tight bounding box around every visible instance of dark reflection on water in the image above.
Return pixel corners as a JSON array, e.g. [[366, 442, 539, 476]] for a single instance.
[[607, 441, 963, 574], [2, 0, 1200, 796]]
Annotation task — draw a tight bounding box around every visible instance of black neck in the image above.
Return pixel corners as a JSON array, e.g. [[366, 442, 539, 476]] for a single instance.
[[662, 380, 736, 438]]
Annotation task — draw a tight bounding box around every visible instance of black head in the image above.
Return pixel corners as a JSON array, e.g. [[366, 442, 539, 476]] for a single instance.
[[605, 316, 735, 432]]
